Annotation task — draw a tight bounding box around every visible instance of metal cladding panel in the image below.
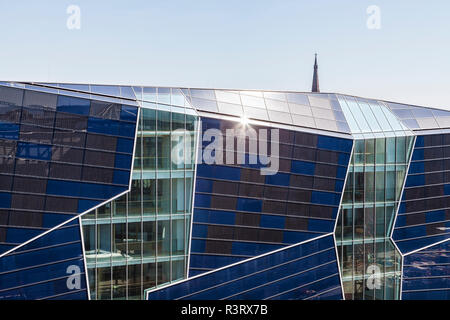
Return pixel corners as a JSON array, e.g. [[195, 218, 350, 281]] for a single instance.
[[189, 117, 352, 275], [393, 134, 450, 254], [0, 84, 138, 256], [0, 219, 88, 300], [147, 235, 342, 300], [402, 240, 450, 300]]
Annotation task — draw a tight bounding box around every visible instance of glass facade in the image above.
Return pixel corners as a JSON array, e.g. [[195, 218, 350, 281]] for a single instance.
[[81, 107, 198, 300], [1, 81, 449, 300], [335, 136, 415, 300]]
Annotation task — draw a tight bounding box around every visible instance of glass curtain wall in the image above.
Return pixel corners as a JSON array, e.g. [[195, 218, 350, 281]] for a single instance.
[[335, 136, 414, 300], [82, 99, 198, 300]]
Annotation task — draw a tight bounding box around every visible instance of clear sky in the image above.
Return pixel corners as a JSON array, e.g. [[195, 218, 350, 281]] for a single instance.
[[1, 0, 449, 109]]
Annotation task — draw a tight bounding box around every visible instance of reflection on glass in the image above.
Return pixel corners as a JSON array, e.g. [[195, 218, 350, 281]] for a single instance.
[[112, 265, 126, 299], [112, 223, 126, 263], [128, 264, 142, 300], [97, 267, 111, 300], [157, 261, 171, 284], [129, 180, 142, 216], [157, 220, 171, 257], [128, 222, 142, 258]]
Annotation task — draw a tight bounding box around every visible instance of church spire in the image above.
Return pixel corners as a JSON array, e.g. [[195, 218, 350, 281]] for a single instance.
[[312, 53, 320, 93]]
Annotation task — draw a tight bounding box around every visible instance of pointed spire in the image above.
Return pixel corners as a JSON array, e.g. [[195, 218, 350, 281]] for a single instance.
[[312, 53, 320, 93]]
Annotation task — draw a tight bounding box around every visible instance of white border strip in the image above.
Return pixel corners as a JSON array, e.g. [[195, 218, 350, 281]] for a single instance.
[[78, 216, 91, 300]]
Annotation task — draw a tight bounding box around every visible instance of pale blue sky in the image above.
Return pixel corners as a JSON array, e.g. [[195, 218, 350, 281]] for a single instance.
[[0, 1, 449, 109]]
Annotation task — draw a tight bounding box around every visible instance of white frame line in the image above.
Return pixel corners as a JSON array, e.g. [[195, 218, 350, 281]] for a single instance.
[[78, 216, 91, 300]]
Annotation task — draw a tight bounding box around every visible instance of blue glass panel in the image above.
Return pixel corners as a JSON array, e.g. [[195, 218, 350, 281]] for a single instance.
[[87, 118, 120, 136], [194, 194, 211, 208], [16, 142, 51, 161], [46, 180, 81, 197], [195, 179, 213, 193], [317, 136, 352, 153], [5, 227, 42, 244], [57, 95, 91, 116], [0, 122, 19, 140], [308, 219, 334, 232], [283, 231, 316, 244], [120, 105, 138, 122], [119, 122, 136, 138], [260, 215, 285, 229], [196, 165, 241, 181], [192, 224, 208, 238], [237, 198, 262, 212], [411, 149, 424, 161], [265, 173, 290, 186], [190, 240, 206, 253], [415, 136, 424, 148], [113, 170, 130, 185], [231, 242, 282, 256], [116, 138, 135, 154], [335, 180, 344, 192], [78, 200, 103, 213], [291, 161, 315, 175], [444, 184, 450, 196], [394, 225, 427, 240], [190, 255, 243, 270], [193, 209, 235, 225], [42, 213, 73, 228], [0, 192, 11, 208], [311, 191, 339, 206], [115, 154, 132, 169], [405, 174, 425, 187], [338, 153, 350, 166], [336, 166, 347, 179], [409, 162, 425, 174], [425, 210, 446, 223]]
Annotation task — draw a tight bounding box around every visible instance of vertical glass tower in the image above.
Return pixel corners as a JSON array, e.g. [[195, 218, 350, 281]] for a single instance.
[[334, 95, 415, 300], [335, 136, 414, 299], [81, 89, 198, 300]]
